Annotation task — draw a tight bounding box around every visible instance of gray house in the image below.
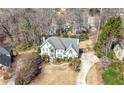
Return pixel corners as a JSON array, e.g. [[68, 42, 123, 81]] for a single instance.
[[0, 47, 12, 70], [40, 36, 79, 59], [113, 39, 124, 61]]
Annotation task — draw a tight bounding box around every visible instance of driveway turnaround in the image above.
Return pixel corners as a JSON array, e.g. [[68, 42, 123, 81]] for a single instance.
[[76, 51, 100, 85]]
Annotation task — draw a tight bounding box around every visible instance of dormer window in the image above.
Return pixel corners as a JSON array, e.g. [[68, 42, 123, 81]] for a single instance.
[[69, 50, 72, 54]]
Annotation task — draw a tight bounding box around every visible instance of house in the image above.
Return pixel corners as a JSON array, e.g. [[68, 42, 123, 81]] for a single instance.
[[113, 39, 124, 61], [0, 47, 13, 70], [88, 16, 95, 27], [40, 36, 79, 59]]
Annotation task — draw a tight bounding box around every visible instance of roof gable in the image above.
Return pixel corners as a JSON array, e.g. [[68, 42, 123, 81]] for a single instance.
[[65, 44, 78, 54]]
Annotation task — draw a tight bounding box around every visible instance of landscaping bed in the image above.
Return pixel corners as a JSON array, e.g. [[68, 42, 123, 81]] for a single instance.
[[52, 58, 81, 71]]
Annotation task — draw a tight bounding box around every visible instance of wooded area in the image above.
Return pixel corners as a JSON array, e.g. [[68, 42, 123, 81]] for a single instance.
[[0, 8, 123, 48]]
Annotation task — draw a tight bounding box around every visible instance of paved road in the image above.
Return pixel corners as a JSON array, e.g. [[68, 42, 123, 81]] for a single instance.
[[7, 75, 16, 85], [76, 51, 100, 85]]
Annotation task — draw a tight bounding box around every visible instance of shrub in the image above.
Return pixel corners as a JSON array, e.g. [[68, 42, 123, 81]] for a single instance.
[[107, 50, 115, 59], [69, 58, 81, 71], [37, 46, 41, 54], [70, 35, 78, 38], [63, 34, 69, 38], [102, 60, 124, 85], [41, 54, 49, 63], [16, 42, 33, 51], [75, 58, 81, 63], [3, 75, 11, 80], [72, 58, 81, 63], [63, 57, 69, 62], [68, 57, 72, 61], [79, 33, 89, 41]]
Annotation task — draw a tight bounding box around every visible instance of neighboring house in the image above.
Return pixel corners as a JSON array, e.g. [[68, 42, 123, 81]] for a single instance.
[[40, 36, 79, 59], [0, 47, 13, 70], [88, 16, 95, 27], [113, 40, 124, 61]]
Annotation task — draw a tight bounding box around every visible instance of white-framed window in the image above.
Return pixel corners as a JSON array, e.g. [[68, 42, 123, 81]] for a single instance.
[[46, 48, 48, 51], [51, 49, 54, 52], [69, 50, 73, 54], [57, 50, 59, 52], [58, 54, 62, 58], [42, 48, 44, 51]]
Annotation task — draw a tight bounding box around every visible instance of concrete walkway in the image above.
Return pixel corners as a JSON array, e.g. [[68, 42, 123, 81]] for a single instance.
[[76, 51, 100, 85]]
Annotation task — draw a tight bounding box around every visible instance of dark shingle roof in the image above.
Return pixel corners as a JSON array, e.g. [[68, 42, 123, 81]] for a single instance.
[[0, 47, 11, 67], [0, 55, 11, 67], [0, 47, 12, 55]]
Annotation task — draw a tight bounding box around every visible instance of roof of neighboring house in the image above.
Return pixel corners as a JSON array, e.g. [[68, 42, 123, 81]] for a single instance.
[[0, 47, 11, 55], [0, 55, 11, 67], [119, 39, 124, 49], [42, 36, 79, 53], [0, 47, 12, 67]]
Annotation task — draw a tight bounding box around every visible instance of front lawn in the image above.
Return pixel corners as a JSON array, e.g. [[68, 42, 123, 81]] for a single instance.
[[102, 60, 124, 85]]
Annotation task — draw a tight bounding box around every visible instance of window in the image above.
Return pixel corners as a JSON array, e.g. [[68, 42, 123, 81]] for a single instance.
[[46, 48, 48, 51], [42, 48, 44, 51], [51, 49, 54, 52], [69, 50, 73, 54], [57, 50, 59, 52], [58, 54, 62, 58]]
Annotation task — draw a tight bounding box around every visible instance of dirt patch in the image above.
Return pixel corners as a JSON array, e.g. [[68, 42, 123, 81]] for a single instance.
[[0, 78, 9, 85], [30, 64, 77, 85], [86, 63, 103, 85], [79, 39, 95, 49]]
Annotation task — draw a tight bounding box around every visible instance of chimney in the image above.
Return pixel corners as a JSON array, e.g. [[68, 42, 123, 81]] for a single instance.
[[77, 39, 79, 45], [43, 37, 46, 42]]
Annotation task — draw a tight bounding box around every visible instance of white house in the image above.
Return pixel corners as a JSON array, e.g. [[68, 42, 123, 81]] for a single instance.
[[88, 16, 95, 27], [40, 36, 79, 59], [113, 40, 124, 61]]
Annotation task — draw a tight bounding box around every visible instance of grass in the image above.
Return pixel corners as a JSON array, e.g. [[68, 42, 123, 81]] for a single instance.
[[103, 68, 122, 85]]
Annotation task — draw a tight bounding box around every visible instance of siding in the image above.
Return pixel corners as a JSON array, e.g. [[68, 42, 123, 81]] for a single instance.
[[56, 49, 64, 58], [41, 42, 55, 58]]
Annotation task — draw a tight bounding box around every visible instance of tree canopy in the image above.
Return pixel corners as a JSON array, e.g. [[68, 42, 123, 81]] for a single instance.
[[94, 16, 123, 57]]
